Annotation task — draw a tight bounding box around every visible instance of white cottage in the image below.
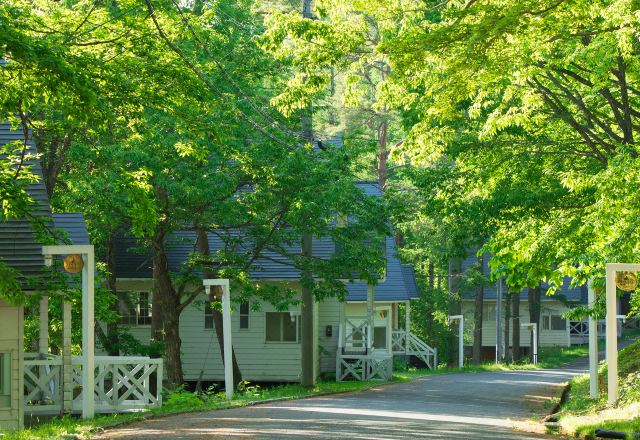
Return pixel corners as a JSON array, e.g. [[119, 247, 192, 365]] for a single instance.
[[110, 184, 435, 383], [459, 251, 623, 361]]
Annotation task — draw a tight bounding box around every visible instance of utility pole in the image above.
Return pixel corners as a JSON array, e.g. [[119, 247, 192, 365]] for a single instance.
[[300, 0, 315, 388], [496, 277, 503, 364]]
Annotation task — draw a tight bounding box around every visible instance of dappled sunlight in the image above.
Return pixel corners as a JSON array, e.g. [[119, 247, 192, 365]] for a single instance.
[[93, 362, 589, 439], [273, 405, 516, 427], [96, 415, 546, 439]]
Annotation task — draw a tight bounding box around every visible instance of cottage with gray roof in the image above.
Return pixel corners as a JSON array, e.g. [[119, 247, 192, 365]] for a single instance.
[[459, 249, 602, 362], [111, 182, 435, 383]]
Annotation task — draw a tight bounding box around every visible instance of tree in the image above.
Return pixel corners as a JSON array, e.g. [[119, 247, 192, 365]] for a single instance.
[[472, 254, 484, 365]]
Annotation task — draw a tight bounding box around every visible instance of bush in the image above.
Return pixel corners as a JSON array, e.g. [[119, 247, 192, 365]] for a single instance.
[[619, 338, 640, 377], [163, 386, 206, 410], [393, 357, 409, 372]]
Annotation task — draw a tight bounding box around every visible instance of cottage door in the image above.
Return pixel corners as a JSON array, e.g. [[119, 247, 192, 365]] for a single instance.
[[373, 306, 391, 350]]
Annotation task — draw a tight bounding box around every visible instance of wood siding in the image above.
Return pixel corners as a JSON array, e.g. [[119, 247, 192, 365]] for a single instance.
[[0, 300, 23, 430], [461, 300, 571, 347]]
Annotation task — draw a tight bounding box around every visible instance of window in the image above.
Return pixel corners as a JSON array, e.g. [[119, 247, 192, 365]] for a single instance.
[[239, 302, 249, 329], [373, 327, 387, 349], [204, 300, 214, 329], [119, 292, 152, 326], [265, 312, 298, 342], [0, 353, 10, 407], [543, 315, 566, 331], [482, 304, 496, 320]]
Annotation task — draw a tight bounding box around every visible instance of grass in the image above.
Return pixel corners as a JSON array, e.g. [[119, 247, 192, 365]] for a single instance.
[[4, 342, 595, 439], [412, 342, 597, 376], [556, 337, 640, 438]]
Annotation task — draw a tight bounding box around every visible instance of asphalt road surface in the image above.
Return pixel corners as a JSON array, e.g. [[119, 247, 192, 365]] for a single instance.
[[96, 359, 588, 439]]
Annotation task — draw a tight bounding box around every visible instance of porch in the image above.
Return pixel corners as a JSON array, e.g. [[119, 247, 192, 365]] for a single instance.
[[25, 245, 163, 419], [336, 293, 437, 381]]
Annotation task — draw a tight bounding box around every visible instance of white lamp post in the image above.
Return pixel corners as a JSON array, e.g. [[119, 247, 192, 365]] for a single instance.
[[449, 315, 464, 368], [203, 279, 233, 400], [42, 245, 95, 419], [521, 323, 537, 365], [587, 279, 598, 399], [604, 263, 640, 406]]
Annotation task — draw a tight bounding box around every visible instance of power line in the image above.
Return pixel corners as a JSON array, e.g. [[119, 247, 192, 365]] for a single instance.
[[143, 0, 306, 152], [168, 0, 306, 143]]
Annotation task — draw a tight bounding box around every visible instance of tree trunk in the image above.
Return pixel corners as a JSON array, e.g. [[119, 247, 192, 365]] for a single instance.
[[472, 255, 484, 364], [512, 291, 520, 363], [504, 293, 511, 363], [377, 120, 389, 191], [195, 229, 243, 388], [528, 283, 542, 361], [300, 0, 316, 388], [103, 233, 121, 356], [447, 258, 462, 367], [151, 222, 183, 387]]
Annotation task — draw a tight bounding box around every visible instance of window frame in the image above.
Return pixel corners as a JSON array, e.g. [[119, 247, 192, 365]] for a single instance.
[[119, 291, 152, 327], [0, 352, 11, 408], [239, 302, 250, 330], [265, 312, 299, 343], [204, 300, 215, 330], [542, 313, 566, 331]]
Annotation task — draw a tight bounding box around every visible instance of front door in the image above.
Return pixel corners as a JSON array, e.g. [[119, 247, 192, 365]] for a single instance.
[[373, 306, 391, 350]]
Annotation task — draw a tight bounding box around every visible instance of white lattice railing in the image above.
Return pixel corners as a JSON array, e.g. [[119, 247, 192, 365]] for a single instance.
[[24, 354, 163, 414], [344, 317, 369, 351], [24, 353, 63, 412], [392, 331, 437, 370], [337, 352, 393, 381], [569, 319, 621, 343]]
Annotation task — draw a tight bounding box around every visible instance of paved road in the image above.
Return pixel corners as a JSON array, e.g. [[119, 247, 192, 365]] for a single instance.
[[96, 359, 589, 440]]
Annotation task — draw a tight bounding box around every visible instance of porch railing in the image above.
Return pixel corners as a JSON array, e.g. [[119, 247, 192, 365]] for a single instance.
[[24, 354, 163, 414], [336, 352, 393, 381], [24, 353, 63, 412], [569, 319, 622, 344], [392, 330, 437, 370]]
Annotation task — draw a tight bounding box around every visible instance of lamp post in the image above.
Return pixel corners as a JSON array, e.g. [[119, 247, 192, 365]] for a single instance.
[[521, 323, 537, 365], [203, 279, 233, 400], [42, 245, 95, 419], [588, 279, 598, 399], [604, 263, 640, 406], [449, 315, 464, 368]]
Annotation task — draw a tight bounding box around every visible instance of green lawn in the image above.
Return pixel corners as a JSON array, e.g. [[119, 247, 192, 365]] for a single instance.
[[396, 343, 597, 378], [556, 338, 640, 438], [5, 343, 595, 439]]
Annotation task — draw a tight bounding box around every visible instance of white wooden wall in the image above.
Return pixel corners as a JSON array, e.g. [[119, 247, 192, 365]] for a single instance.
[[461, 300, 571, 347], [0, 300, 23, 430], [113, 280, 316, 382], [318, 297, 340, 373]]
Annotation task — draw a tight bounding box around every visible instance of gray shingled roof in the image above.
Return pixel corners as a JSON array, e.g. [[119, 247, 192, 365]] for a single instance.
[[114, 182, 421, 302], [461, 250, 586, 303], [0, 122, 51, 282], [0, 122, 92, 288], [114, 231, 336, 280], [345, 236, 417, 302], [52, 213, 90, 245]]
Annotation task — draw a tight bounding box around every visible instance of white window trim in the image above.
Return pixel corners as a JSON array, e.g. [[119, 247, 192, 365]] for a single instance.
[[542, 313, 567, 331], [204, 300, 215, 331], [119, 291, 152, 328], [0, 351, 11, 408], [264, 311, 300, 344], [239, 302, 250, 331]]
